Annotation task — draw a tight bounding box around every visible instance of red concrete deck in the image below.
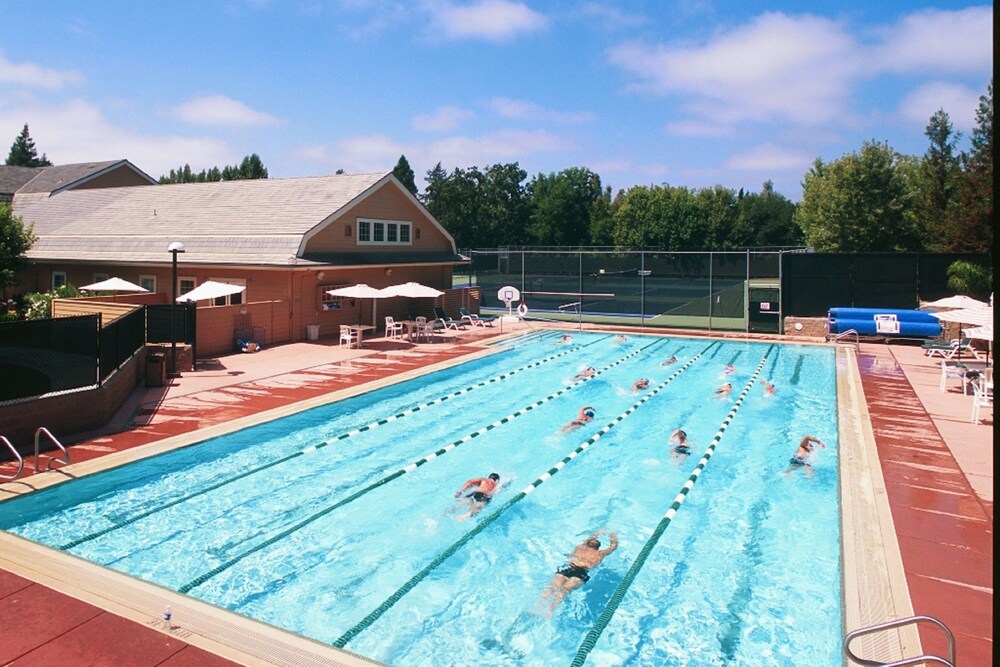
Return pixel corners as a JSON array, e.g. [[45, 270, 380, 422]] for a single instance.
[[0, 329, 992, 665]]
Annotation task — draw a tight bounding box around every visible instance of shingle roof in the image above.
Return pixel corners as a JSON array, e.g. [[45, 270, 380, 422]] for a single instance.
[[0, 166, 43, 198], [13, 172, 398, 266]]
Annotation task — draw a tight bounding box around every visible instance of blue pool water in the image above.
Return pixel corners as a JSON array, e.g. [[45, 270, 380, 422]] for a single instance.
[[0, 331, 841, 666]]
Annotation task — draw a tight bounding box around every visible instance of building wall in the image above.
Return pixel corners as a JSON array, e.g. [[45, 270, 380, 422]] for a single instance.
[[305, 183, 454, 254], [70, 168, 155, 190]]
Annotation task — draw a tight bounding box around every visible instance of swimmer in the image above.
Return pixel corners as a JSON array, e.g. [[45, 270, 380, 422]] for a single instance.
[[660, 356, 678, 366], [562, 406, 596, 432], [669, 428, 690, 462], [539, 529, 618, 615], [454, 472, 502, 520], [574, 367, 596, 380], [722, 364, 736, 376], [784, 435, 825, 478], [762, 381, 775, 396], [613, 335, 627, 344], [715, 382, 732, 397], [558, 334, 574, 344], [631, 378, 650, 392]]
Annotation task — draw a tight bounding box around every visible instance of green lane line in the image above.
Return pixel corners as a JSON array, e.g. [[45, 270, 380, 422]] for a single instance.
[[60, 337, 605, 552], [176, 338, 664, 595], [569, 344, 775, 667], [331, 341, 719, 649]]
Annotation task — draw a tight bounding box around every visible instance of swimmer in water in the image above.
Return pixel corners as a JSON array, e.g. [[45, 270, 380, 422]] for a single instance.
[[784, 436, 825, 478], [454, 472, 502, 520], [715, 382, 732, 397], [562, 406, 596, 432], [669, 428, 691, 462], [762, 381, 775, 396], [631, 378, 650, 392], [661, 356, 678, 366], [574, 367, 596, 380]]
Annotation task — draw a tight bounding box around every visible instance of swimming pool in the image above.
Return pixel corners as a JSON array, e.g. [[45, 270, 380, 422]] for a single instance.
[[0, 331, 841, 666]]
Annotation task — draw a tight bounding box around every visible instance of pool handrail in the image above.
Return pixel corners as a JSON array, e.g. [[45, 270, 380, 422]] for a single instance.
[[34, 427, 69, 473], [1, 436, 24, 481], [844, 615, 955, 667]]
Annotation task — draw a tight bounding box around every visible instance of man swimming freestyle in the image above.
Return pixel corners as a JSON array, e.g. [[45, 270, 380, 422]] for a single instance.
[[539, 529, 618, 615]]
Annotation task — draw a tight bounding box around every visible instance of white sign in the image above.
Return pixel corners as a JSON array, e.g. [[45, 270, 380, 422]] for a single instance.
[[874, 314, 900, 334], [497, 285, 521, 305]]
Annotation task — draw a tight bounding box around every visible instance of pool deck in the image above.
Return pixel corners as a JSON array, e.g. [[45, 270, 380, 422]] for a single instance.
[[0, 325, 992, 666]]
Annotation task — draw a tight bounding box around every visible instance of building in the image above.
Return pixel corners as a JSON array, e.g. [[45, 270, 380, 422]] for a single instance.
[[5, 162, 469, 356]]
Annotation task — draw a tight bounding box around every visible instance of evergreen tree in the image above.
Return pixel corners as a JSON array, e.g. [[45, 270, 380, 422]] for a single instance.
[[917, 109, 961, 249], [950, 80, 993, 252], [392, 155, 418, 196], [5, 124, 52, 167]]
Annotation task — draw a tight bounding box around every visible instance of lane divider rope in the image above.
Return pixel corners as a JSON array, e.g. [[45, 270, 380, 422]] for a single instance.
[[568, 344, 775, 667], [60, 335, 604, 552], [331, 340, 719, 649], [175, 338, 665, 594]]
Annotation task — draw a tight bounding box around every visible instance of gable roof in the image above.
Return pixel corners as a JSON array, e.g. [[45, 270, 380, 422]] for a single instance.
[[13, 172, 458, 267], [12, 160, 157, 195], [0, 166, 43, 201]]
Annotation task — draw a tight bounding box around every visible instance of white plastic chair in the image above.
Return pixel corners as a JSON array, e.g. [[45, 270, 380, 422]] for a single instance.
[[385, 316, 404, 340], [970, 378, 993, 424], [339, 325, 358, 349]]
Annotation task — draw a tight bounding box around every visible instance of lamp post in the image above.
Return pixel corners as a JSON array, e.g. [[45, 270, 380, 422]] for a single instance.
[[168, 241, 185, 377]]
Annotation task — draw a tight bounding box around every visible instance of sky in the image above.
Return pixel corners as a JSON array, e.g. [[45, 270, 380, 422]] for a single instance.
[[0, 1, 992, 201]]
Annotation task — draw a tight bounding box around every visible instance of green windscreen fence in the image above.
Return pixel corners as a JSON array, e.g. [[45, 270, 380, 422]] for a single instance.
[[0, 314, 99, 401]]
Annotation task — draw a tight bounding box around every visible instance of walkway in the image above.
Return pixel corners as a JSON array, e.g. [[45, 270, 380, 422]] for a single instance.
[[0, 329, 992, 665]]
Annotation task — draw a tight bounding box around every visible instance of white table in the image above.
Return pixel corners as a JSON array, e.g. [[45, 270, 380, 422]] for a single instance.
[[347, 325, 375, 348]]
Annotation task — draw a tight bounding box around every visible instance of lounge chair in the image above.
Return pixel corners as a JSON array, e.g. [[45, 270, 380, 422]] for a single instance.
[[433, 306, 466, 330], [459, 306, 497, 327]]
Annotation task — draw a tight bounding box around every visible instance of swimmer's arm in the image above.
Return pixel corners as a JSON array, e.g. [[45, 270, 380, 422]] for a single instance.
[[601, 531, 618, 555], [455, 478, 482, 496], [802, 435, 825, 448]]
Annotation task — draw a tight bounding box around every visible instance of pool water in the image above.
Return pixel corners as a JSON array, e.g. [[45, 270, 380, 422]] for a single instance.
[[0, 331, 841, 666]]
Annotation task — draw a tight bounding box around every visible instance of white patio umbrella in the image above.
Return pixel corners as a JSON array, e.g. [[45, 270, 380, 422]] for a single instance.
[[921, 295, 989, 310], [79, 277, 149, 293], [931, 306, 994, 362], [380, 282, 445, 298], [326, 283, 389, 327], [176, 280, 246, 303]]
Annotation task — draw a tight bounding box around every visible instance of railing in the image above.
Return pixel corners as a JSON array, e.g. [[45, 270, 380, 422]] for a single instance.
[[1, 436, 24, 481], [34, 427, 70, 473], [844, 615, 955, 667], [832, 328, 860, 348]]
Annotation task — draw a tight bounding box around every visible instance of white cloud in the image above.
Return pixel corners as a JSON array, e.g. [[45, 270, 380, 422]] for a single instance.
[[0, 52, 83, 91], [487, 97, 596, 124], [608, 12, 860, 126], [664, 119, 735, 138], [0, 98, 236, 177], [578, 3, 647, 30], [872, 7, 993, 74], [171, 95, 282, 127], [424, 0, 548, 42], [412, 105, 475, 132], [723, 143, 812, 171], [898, 82, 983, 132]]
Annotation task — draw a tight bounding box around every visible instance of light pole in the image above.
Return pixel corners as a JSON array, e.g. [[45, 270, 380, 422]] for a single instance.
[[168, 241, 185, 377]]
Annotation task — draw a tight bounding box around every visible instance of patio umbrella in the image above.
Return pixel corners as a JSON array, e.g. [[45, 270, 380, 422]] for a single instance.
[[79, 277, 149, 293], [931, 306, 994, 362], [921, 295, 989, 309], [380, 282, 445, 298], [176, 280, 246, 303], [326, 283, 388, 327], [964, 326, 993, 363]]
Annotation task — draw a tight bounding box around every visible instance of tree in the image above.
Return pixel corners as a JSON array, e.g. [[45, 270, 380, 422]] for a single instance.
[[5, 124, 52, 167], [159, 154, 269, 183], [392, 155, 418, 196], [736, 181, 801, 247], [527, 167, 607, 246], [795, 141, 920, 251], [422, 162, 529, 248], [916, 109, 961, 249], [0, 203, 36, 291], [948, 80, 993, 252], [945, 259, 991, 298]]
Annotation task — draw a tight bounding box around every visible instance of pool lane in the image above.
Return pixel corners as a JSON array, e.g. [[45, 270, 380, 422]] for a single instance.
[[176, 338, 665, 594], [570, 345, 774, 666], [332, 340, 720, 649]]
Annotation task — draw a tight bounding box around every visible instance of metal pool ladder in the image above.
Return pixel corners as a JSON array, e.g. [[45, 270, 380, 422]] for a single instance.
[[34, 427, 70, 473], [832, 328, 860, 348], [844, 615, 955, 666], [1, 436, 24, 481]]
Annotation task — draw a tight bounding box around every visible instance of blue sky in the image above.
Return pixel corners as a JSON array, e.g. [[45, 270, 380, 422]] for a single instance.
[[0, 1, 992, 200]]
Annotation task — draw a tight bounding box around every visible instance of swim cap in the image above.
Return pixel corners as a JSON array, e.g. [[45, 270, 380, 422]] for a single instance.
[[488, 472, 500, 481], [585, 410, 595, 418]]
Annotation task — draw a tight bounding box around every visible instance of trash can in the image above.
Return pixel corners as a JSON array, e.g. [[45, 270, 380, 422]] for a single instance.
[[306, 324, 320, 341], [146, 352, 166, 388]]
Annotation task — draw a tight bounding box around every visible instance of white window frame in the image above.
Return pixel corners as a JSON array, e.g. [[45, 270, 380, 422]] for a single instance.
[[356, 218, 413, 246], [92, 272, 109, 284], [52, 271, 67, 290], [139, 274, 157, 293], [178, 277, 196, 298], [209, 278, 246, 307]]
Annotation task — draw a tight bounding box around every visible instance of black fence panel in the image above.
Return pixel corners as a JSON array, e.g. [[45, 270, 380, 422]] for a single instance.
[[782, 254, 853, 317], [919, 253, 992, 301], [99, 307, 147, 383], [852, 253, 919, 309], [146, 303, 197, 345], [0, 315, 98, 401]]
